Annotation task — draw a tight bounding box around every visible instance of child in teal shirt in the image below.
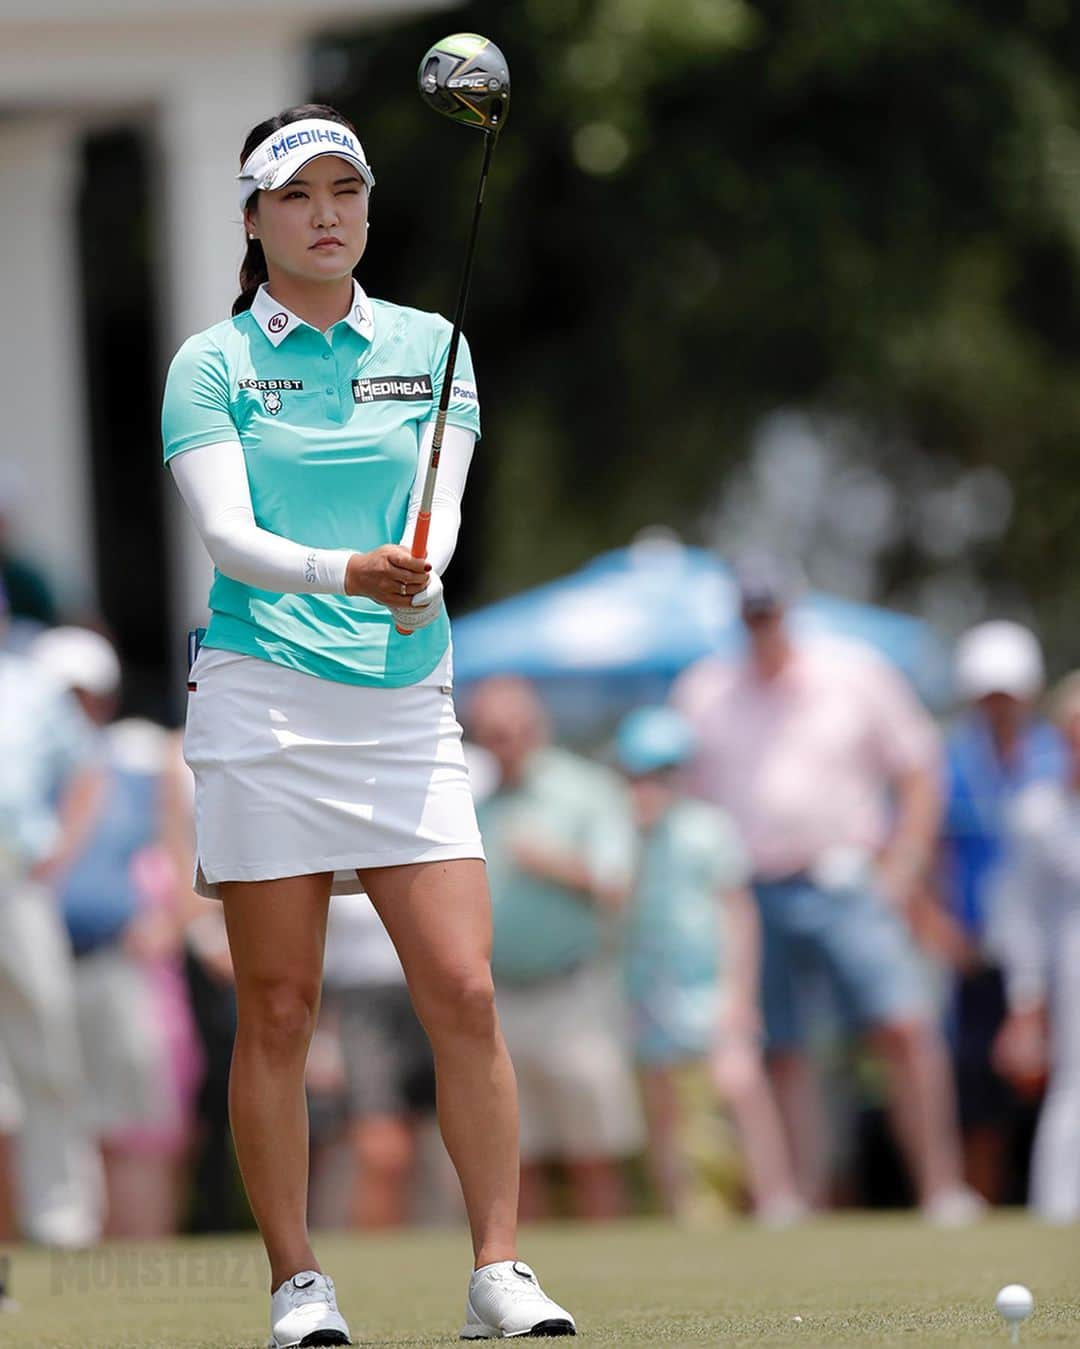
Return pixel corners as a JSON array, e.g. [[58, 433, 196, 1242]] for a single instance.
[[616, 706, 803, 1223]]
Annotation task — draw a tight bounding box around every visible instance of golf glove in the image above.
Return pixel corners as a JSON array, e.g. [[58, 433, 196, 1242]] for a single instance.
[[390, 570, 444, 631]]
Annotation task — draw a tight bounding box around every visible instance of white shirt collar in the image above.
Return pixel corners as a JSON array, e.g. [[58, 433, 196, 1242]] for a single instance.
[[250, 280, 375, 347]]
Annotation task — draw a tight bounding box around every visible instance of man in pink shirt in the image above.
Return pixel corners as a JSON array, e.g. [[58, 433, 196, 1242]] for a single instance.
[[672, 555, 979, 1222]]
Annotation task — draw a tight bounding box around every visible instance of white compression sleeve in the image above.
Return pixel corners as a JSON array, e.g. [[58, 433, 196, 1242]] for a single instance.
[[169, 440, 354, 594], [398, 421, 475, 575]]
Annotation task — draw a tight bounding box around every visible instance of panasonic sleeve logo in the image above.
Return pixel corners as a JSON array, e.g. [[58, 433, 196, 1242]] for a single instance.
[[352, 375, 434, 404]]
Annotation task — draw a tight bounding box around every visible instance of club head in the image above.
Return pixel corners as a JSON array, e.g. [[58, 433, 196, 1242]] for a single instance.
[[418, 33, 510, 134]]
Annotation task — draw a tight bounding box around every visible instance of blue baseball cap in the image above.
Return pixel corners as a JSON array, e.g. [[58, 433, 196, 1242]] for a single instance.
[[615, 707, 696, 776]]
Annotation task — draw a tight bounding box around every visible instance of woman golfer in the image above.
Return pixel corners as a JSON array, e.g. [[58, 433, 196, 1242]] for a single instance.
[[162, 104, 575, 1347]]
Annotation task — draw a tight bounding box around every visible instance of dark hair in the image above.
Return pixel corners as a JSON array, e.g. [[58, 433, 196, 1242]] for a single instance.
[[232, 104, 364, 317]]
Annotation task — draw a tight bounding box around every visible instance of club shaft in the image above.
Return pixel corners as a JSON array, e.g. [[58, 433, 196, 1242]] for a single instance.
[[411, 129, 496, 555]]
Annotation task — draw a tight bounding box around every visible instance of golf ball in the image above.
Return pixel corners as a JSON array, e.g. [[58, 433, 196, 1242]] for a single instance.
[[995, 1285, 1034, 1323]]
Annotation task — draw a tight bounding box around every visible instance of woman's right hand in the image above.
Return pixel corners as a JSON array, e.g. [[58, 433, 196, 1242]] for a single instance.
[[992, 1005, 1049, 1099], [345, 545, 430, 607]]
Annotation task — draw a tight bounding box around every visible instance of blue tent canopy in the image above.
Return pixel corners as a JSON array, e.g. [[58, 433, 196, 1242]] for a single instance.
[[451, 542, 951, 733]]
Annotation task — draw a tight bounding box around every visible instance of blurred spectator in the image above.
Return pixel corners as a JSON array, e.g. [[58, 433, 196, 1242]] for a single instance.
[[158, 728, 243, 1234], [308, 893, 441, 1228], [0, 585, 104, 1245], [31, 626, 205, 1238], [614, 706, 803, 1225], [465, 676, 644, 1220], [933, 621, 1066, 1202], [988, 672, 1080, 1224], [672, 553, 979, 1222], [0, 461, 57, 627], [0, 1044, 19, 1240]]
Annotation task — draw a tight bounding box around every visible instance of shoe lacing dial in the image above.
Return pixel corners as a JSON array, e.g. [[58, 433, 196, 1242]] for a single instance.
[[486, 1268, 530, 1288], [292, 1275, 334, 1308], [486, 1266, 551, 1301]]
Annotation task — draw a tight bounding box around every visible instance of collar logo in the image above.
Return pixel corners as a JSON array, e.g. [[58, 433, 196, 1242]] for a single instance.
[[352, 374, 433, 404], [267, 312, 289, 335]]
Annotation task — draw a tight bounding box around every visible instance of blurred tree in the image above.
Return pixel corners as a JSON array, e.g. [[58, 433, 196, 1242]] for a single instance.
[[312, 0, 1080, 663]]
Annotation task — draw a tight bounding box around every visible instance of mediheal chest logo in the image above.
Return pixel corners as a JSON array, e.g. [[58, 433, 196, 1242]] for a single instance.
[[352, 375, 434, 404]]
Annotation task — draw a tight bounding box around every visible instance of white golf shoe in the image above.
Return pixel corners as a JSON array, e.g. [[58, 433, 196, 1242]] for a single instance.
[[269, 1270, 351, 1348], [460, 1260, 576, 1339]]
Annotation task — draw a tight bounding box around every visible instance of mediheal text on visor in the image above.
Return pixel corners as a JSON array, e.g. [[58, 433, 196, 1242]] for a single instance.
[[269, 127, 358, 160]]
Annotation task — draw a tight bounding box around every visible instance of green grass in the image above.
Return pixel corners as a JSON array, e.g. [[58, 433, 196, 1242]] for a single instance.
[[0, 1213, 1077, 1348]]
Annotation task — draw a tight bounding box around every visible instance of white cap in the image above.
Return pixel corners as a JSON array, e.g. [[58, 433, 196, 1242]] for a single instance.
[[954, 620, 1045, 703], [31, 626, 121, 697], [238, 118, 375, 208]]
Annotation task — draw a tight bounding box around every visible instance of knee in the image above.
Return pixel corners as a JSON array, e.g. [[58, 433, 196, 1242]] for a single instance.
[[713, 1042, 766, 1101], [416, 967, 497, 1043], [766, 1050, 804, 1086], [871, 1017, 933, 1059], [239, 977, 321, 1058]]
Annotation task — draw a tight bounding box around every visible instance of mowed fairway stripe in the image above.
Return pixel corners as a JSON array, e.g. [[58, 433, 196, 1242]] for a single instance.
[[0, 1214, 1077, 1347]]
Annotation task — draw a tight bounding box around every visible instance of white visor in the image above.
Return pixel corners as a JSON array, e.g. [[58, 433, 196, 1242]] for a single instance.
[[238, 118, 375, 208]]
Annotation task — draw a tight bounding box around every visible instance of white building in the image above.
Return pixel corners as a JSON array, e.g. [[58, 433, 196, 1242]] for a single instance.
[[0, 0, 453, 702]]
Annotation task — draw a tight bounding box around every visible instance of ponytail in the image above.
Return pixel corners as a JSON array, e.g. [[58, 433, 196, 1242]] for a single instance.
[[232, 233, 268, 316]]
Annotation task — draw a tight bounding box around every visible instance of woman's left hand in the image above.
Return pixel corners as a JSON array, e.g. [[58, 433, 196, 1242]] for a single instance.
[[391, 570, 444, 631]]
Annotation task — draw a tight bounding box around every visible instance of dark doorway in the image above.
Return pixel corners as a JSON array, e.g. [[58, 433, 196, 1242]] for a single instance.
[[76, 125, 172, 721]]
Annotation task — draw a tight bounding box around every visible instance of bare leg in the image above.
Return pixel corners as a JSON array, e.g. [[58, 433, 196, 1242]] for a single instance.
[[768, 1051, 829, 1208], [712, 1041, 802, 1217], [963, 1125, 1007, 1204], [517, 1162, 552, 1222], [361, 859, 518, 1269], [102, 1148, 184, 1238], [221, 873, 332, 1290], [871, 1018, 966, 1204], [638, 1066, 687, 1216], [0, 1132, 16, 1241], [564, 1158, 629, 1220], [1028, 906, 1080, 1223], [348, 1115, 417, 1228]]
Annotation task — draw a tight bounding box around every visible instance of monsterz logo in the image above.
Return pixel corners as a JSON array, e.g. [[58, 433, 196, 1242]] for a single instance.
[[352, 375, 434, 404]]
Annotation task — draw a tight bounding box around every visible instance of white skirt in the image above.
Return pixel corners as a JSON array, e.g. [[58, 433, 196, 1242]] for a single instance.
[[183, 647, 484, 900]]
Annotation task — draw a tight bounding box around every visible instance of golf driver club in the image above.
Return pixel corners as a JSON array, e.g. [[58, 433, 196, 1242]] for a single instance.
[[396, 32, 509, 634]]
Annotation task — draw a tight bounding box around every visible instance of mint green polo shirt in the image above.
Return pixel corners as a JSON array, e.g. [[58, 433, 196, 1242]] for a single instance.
[[161, 280, 480, 687], [477, 748, 637, 982]]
